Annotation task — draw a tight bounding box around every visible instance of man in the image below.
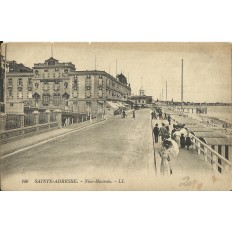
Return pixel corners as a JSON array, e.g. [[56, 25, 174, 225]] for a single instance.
[[159, 123, 167, 141], [153, 123, 159, 143], [167, 115, 171, 125]]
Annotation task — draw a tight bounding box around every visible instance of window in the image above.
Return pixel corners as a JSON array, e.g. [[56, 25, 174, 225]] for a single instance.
[[18, 78, 23, 86], [99, 90, 103, 98], [44, 82, 48, 90], [35, 83, 39, 88], [28, 78, 32, 85], [73, 90, 78, 98], [10, 103, 14, 107], [18, 91, 23, 99], [53, 95, 61, 106], [74, 79, 78, 86], [43, 95, 50, 106], [8, 78, 13, 86], [8, 89, 12, 97], [28, 91, 32, 98]]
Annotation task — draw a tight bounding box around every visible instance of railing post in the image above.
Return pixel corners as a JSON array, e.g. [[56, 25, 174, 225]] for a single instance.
[[32, 110, 40, 125], [45, 109, 51, 123], [0, 113, 6, 131], [19, 114, 25, 128], [204, 147, 208, 162], [53, 109, 62, 128], [212, 152, 217, 171], [197, 141, 201, 155]]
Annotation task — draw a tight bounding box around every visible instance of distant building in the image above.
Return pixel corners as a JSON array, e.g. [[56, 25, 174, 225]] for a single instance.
[[5, 57, 131, 116], [131, 88, 152, 108]]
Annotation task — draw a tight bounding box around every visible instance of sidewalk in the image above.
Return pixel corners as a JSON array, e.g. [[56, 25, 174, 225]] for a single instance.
[[0, 118, 107, 157]]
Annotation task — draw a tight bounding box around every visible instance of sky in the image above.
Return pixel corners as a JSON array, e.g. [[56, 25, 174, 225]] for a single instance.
[[1, 42, 231, 103]]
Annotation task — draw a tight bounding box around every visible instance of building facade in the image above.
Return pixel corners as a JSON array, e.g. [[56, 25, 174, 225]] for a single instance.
[[6, 57, 131, 116], [131, 88, 152, 108]]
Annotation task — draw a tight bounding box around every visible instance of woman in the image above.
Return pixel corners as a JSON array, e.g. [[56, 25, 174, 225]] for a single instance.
[[185, 132, 192, 150], [180, 133, 186, 148], [160, 143, 172, 176], [173, 129, 181, 148]]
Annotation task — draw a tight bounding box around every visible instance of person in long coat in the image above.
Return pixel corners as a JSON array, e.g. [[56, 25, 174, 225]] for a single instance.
[[160, 144, 172, 176], [153, 123, 159, 143], [180, 133, 186, 148], [185, 132, 192, 150]]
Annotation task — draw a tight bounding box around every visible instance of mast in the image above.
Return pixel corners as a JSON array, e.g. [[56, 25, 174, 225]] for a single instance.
[[95, 55, 96, 70], [51, 42, 53, 58], [116, 59, 117, 76], [4, 43, 7, 114], [181, 59, 184, 123], [166, 81, 167, 104]]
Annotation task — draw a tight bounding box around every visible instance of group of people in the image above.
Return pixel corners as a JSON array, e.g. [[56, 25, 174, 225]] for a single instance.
[[152, 114, 194, 176], [122, 110, 135, 119]]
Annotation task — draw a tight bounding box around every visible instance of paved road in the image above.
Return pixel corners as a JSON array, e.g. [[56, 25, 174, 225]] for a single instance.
[[1, 109, 155, 190]]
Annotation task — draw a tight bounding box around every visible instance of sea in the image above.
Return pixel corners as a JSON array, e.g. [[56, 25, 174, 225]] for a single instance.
[[205, 106, 232, 124]]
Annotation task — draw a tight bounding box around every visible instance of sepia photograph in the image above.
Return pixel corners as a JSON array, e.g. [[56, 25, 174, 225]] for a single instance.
[[0, 42, 231, 190]]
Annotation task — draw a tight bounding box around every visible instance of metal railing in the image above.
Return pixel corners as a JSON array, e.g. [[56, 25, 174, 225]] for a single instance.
[[0, 122, 59, 144], [6, 114, 21, 130], [24, 113, 35, 127], [191, 134, 232, 174]]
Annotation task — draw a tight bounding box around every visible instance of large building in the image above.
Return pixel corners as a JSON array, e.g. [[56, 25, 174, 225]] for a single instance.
[[6, 57, 131, 117]]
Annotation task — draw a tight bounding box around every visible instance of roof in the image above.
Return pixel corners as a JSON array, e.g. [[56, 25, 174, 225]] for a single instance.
[[204, 137, 232, 146], [193, 131, 227, 138], [186, 127, 214, 132]]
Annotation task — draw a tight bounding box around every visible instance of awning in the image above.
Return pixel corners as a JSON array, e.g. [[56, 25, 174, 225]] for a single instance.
[[204, 137, 232, 146], [186, 127, 214, 132], [193, 131, 227, 138], [106, 101, 119, 109], [116, 102, 126, 108]]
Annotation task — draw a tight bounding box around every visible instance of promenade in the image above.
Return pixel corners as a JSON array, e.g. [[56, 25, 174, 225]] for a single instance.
[[1, 109, 231, 190], [151, 118, 213, 177]]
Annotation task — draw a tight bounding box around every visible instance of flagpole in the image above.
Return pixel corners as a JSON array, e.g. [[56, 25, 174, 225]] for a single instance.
[[181, 59, 183, 124], [4, 43, 7, 114]]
